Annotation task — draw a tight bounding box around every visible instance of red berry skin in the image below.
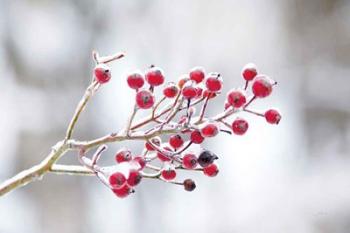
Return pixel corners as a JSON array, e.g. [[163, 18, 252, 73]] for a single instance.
[[94, 64, 111, 84], [201, 123, 219, 138], [127, 72, 144, 90], [205, 73, 222, 92], [265, 109, 281, 124], [115, 149, 132, 163], [161, 168, 176, 180], [190, 130, 205, 144], [227, 90, 246, 108], [169, 134, 184, 149], [145, 67, 165, 86], [133, 156, 146, 170], [182, 153, 198, 169], [203, 90, 217, 99], [196, 87, 203, 99], [157, 146, 172, 162], [127, 169, 142, 187], [136, 90, 155, 109], [112, 183, 131, 198], [252, 75, 274, 98], [224, 101, 231, 110], [163, 82, 179, 98], [145, 137, 161, 151], [203, 163, 219, 177], [182, 86, 197, 99], [178, 75, 189, 89], [109, 172, 127, 188], [242, 63, 258, 81], [232, 118, 249, 135], [189, 67, 205, 83]]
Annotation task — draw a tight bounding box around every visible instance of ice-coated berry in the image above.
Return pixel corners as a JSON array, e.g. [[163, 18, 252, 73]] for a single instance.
[[136, 90, 155, 109], [109, 172, 127, 188], [252, 75, 274, 98], [163, 82, 179, 98], [182, 86, 197, 99], [242, 63, 258, 81], [169, 134, 184, 149], [189, 67, 205, 83], [145, 137, 161, 151], [157, 146, 172, 162], [201, 123, 219, 138], [265, 109, 281, 124], [183, 179, 196, 191], [112, 183, 131, 198], [127, 169, 142, 187], [197, 150, 218, 167], [203, 163, 219, 177], [161, 168, 176, 180], [231, 118, 249, 135], [190, 130, 205, 144], [145, 66, 165, 86], [227, 89, 246, 108], [94, 64, 111, 84], [182, 153, 198, 169], [127, 71, 144, 90], [205, 73, 222, 92], [115, 148, 132, 163]]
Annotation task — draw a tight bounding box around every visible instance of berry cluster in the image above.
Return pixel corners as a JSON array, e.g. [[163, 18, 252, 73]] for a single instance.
[[83, 61, 281, 198]]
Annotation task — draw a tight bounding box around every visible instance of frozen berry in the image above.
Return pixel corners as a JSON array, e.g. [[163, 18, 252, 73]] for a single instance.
[[127, 169, 142, 187], [203, 90, 217, 99], [232, 118, 249, 135], [205, 73, 222, 92], [178, 75, 189, 89], [201, 123, 219, 138], [189, 67, 205, 83], [127, 71, 144, 90], [94, 64, 111, 84], [265, 109, 281, 124], [182, 86, 197, 99], [169, 134, 184, 149], [227, 89, 246, 108], [182, 153, 198, 169], [198, 150, 218, 168], [115, 148, 132, 163], [252, 75, 274, 98], [145, 66, 164, 86], [133, 156, 146, 170], [203, 163, 219, 177], [112, 183, 131, 198], [163, 82, 179, 98], [190, 130, 205, 144], [242, 63, 258, 81], [136, 90, 155, 109], [161, 168, 176, 180], [183, 179, 196, 191], [109, 172, 127, 188]]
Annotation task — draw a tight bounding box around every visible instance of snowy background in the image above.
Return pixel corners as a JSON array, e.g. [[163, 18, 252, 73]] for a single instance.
[[1, 1, 350, 233]]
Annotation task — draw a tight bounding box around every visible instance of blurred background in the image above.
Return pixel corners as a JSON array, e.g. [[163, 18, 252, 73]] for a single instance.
[[1, 0, 350, 232]]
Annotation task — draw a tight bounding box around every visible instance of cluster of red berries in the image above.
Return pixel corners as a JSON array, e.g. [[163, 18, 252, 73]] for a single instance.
[[91, 62, 281, 198]]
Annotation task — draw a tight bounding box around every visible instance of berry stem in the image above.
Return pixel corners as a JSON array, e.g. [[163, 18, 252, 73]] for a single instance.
[[243, 108, 264, 117], [197, 96, 210, 123]]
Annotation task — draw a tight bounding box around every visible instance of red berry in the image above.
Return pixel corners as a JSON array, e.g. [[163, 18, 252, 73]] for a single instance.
[[196, 87, 203, 98], [182, 153, 198, 169], [169, 134, 184, 149], [109, 172, 127, 188], [183, 179, 196, 191], [115, 148, 132, 163], [163, 82, 179, 98], [203, 163, 219, 177], [252, 75, 274, 98], [161, 168, 176, 180], [231, 118, 249, 135], [265, 109, 281, 124], [205, 73, 222, 92], [189, 67, 205, 83], [112, 183, 131, 198], [201, 123, 219, 138], [145, 67, 165, 86], [133, 156, 146, 170], [242, 63, 258, 81], [127, 169, 142, 187], [127, 71, 144, 90], [157, 146, 172, 162], [227, 89, 246, 108], [203, 90, 217, 99], [136, 90, 155, 109], [190, 130, 204, 144], [178, 75, 189, 89], [182, 86, 197, 99], [94, 64, 111, 84], [145, 137, 161, 151]]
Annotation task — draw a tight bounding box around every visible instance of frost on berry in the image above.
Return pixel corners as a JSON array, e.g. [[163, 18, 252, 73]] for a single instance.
[[79, 58, 281, 199]]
